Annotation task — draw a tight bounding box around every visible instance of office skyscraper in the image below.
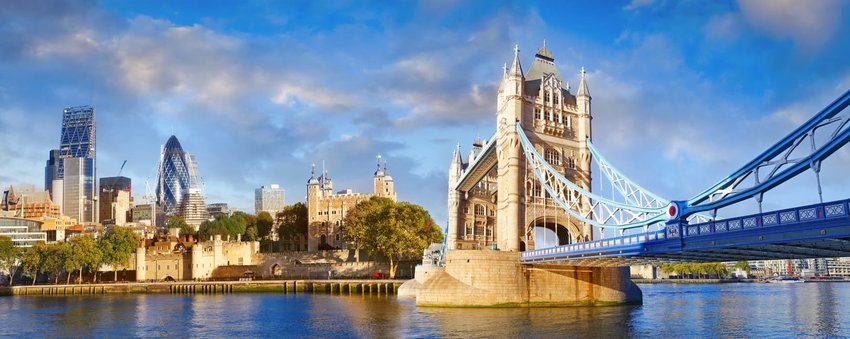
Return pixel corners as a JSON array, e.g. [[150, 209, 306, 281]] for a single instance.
[[156, 135, 208, 229], [255, 184, 285, 215], [47, 106, 96, 223]]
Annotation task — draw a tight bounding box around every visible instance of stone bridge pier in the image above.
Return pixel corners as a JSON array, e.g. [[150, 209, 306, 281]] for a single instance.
[[416, 251, 641, 307]]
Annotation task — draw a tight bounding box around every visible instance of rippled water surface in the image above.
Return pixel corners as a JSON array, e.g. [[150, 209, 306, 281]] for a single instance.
[[1, 283, 849, 338]]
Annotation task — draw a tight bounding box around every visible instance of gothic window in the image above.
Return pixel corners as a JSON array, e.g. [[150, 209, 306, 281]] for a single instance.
[[554, 94, 559, 105], [547, 111, 553, 121], [544, 91, 551, 104], [544, 148, 561, 166], [534, 107, 541, 120], [475, 204, 485, 216], [464, 207, 469, 214], [568, 157, 576, 169]]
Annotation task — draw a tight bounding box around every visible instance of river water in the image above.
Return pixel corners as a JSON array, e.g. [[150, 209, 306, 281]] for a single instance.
[[1, 283, 848, 338]]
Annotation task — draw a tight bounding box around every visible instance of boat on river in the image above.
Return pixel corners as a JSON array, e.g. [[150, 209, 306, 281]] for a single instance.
[[764, 276, 805, 284]]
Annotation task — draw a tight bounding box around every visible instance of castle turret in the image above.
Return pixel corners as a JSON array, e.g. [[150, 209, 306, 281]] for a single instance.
[[373, 155, 397, 201], [576, 67, 593, 238], [495, 45, 525, 251], [447, 144, 463, 250]]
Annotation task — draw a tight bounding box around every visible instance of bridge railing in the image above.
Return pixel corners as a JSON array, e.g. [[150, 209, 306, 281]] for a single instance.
[[681, 198, 849, 238], [520, 229, 667, 259], [521, 198, 850, 260]]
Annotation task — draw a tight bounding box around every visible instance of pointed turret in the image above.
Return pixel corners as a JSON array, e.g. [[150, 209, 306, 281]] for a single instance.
[[577, 67, 591, 99], [508, 44, 524, 79], [449, 144, 463, 184], [307, 163, 319, 185]]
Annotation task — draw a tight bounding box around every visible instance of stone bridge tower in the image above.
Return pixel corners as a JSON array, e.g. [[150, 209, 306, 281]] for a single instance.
[[448, 43, 593, 252]]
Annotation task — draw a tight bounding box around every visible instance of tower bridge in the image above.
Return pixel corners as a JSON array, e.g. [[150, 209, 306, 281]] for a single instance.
[[414, 42, 850, 307]]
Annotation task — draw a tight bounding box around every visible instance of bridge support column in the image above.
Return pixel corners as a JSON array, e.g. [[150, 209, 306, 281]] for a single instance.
[[416, 250, 641, 307]]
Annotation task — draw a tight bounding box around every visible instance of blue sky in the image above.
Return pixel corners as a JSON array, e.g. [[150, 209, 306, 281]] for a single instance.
[[1, 0, 849, 223]]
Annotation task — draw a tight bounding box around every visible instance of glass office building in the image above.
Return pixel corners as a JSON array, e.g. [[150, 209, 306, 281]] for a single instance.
[[46, 106, 96, 223], [156, 135, 201, 216]]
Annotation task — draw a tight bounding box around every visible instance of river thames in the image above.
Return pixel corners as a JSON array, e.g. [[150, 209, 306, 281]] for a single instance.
[[1, 282, 848, 337]]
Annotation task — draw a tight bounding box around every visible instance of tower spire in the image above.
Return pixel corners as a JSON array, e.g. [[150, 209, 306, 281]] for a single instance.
[[577, 66, 590, 98], [509, 44, 523, 78]]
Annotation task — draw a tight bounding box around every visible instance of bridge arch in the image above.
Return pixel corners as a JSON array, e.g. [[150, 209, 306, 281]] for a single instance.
[[528, 216, 581, 249]]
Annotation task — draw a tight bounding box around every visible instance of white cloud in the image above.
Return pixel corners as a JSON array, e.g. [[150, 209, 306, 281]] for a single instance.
[[737, 0, 848, 52]]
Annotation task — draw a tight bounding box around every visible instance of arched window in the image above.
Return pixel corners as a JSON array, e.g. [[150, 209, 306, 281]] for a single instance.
[[568, 157, 576, 169], [475, 204, 485, 216], [544, 91, 550, 103], [544, 148, 561, 166]]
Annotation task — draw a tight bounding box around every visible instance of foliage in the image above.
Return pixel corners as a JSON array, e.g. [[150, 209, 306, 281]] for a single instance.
[[256, 211, 274, 240], [340, 197, 393, 261], [42, 242, 70, 284], [199, 214, 247, 240], [244, 226, 259, 241], [167, 215, 195, 238], [276, 203, 308, 241], [0, 236, 21, 286], [20, 242, 49, 285], [734, 261, 752, 273], [661, 262, 730, 279], [67, 235, 102, 284], [99, 226, 141, 281], [341, 197, 443, 278]]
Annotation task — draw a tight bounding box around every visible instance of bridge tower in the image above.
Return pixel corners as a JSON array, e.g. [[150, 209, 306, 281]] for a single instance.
[[447, 43, 594, 252]]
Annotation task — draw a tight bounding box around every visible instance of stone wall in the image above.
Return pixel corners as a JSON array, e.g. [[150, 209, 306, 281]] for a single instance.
[[417, 250, 642, 307]]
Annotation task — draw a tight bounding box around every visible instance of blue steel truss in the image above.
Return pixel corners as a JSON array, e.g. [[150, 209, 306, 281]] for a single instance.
[[517, 123, 668, 229], [683, 89, 850, 218]]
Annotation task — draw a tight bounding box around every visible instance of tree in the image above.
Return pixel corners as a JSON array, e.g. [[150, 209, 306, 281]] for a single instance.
[[341, 197, 394, 262], [341, 197, 443, 278], [43, 242, 70, 284], [276, 203, 308, 244], [244, 226, 259, 241], [0, 236, 21, 286], [199, 214, 247, 240], [99, 226, 141, 282], [68, 235, 102, 284], [20, 242, 48, 285], [734, 261, 752, 273], [256, 211, 274, 240], [167, 215, 195, 238]]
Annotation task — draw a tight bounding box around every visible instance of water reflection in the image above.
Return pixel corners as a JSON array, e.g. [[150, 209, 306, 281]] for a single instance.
[[0, 283, 849, 337]]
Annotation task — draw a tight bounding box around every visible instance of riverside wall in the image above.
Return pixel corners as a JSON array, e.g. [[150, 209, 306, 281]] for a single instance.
[[416, 250, 642, 307], [0, 280, 405, 297]]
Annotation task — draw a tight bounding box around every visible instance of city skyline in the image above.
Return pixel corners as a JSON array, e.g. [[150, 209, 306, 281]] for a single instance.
[[1, 1, 850, 222]]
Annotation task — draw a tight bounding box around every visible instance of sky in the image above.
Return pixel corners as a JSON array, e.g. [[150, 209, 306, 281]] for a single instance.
[[1, 0, 850, 223]]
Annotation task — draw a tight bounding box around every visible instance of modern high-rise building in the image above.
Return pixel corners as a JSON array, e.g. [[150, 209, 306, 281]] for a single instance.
[[156, 135, 208, 229], [46, 106, 96, 223], [255, 184, 285, 215], [99, 176, 131, 226]]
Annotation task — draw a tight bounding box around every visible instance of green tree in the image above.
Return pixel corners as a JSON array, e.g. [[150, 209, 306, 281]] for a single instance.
[[276, 203, 308, 244], [43, 242, 70, 284], [20, 241, 48, 285], [256, 211, 274, 239], [0, 236, 21, 286], [244, 226, 259, 241], [342, 197, 443, 278], [734, 261, 752, 273], [167, 215, 195, 238], [341, 197, 394, 262], [199, 214, 248, 240], [68, 235, 102, 284], [99, 226, 141, 282]]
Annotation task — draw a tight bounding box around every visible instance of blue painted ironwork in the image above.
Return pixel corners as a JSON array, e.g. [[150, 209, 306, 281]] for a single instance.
[[452, 131, 497, 191], [517, 123, 669, 229], [683, 88, 850, 217], [521, 198, 850, 266]]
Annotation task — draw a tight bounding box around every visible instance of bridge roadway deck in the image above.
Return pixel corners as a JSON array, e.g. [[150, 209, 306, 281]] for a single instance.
[[521, 198, 850, 267]]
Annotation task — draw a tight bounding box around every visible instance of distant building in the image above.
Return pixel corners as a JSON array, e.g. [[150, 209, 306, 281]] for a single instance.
[[155, 135, 208, 229], [132, 204, 154, 226], [99, 176, 132, 226], [206, 203, 230, 219], [2, 185, 61, 219], [306, 157, 397, 251], [128, 232, 259, 281], [53, 106, 97, 223], [255, 184, 285, 216], [0, 217, 47, 247]]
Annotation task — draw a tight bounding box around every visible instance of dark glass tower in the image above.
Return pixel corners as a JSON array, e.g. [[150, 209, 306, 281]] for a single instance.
[[57, 106, 96, 222]]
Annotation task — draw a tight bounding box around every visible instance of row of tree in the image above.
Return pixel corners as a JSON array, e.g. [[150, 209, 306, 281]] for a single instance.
[[0, 227, 140, 286], [166, 203, 309, 247], [660, 262, 741, 279], [341, 197, 443, 278]]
